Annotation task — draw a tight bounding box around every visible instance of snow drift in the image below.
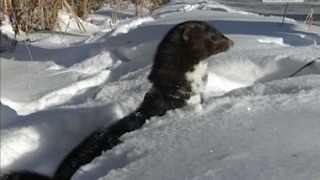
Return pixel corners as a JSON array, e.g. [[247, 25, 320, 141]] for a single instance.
[[1, 0, 320, 180]]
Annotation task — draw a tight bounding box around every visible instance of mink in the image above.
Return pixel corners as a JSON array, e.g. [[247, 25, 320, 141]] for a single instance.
[[1, 20, 233, 180]]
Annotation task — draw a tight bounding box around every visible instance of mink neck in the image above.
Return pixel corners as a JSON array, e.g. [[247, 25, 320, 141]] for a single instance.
[[158, 44, 205, 68], [147, 41, 210, 102]]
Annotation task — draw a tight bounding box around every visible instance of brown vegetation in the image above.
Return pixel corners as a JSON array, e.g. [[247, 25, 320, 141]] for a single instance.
[[0, 0, 170, 35]]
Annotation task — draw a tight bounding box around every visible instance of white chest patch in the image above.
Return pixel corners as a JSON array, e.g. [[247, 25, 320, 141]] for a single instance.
[[186, 94, 202, 106], [185, 60, 208, 94]]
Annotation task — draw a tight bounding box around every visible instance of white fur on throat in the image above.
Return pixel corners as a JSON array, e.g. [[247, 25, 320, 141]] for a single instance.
[[186, 94, 202, 105], [185, 60, 208, 105]]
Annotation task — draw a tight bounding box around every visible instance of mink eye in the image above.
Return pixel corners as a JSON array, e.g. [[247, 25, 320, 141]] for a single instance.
[[211, 36, 217, 41]]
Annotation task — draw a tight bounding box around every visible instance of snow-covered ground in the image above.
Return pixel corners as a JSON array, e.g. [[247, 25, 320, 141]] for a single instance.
[[1, 0, 320, 180], [213, 0, 320, 25]]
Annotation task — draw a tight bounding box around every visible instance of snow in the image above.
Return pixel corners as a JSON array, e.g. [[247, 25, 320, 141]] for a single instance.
[[1, 0, 320, 180], [213, 0, 320, 25]]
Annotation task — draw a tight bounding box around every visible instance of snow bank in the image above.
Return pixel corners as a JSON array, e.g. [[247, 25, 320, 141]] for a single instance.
[[1, 0, 320, 180]]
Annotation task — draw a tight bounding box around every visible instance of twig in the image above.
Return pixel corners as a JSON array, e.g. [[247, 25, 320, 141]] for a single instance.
[[60, 22, 70, 41], [24, 41, 34, 61], [281, 3, 289, 26], [62, 0, 87, 32], [289, 58, 320, 77], [303, 8, 313, 29]]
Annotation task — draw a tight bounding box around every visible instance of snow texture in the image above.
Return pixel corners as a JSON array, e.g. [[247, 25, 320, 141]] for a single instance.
[[1, 0, 320, 180]]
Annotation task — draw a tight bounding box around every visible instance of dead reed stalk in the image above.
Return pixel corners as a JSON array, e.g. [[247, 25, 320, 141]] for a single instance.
[[0, 0, 170, 35]]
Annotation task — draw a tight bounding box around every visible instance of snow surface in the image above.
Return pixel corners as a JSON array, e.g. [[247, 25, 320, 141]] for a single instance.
[[1, 0, 320, 180], [213, 0, 320, 25]]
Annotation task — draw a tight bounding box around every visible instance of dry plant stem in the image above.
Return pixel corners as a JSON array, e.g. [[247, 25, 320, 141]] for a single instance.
[[1, 0, 170, 34], [109, 20, 114, 29], [134, 0, 142, 18], [59, 21, 70, 41], [3, 0, 8, 15], [110, 0, 124, 23], [24, 41, 34, 61], [82, 0, 89, 18], [303, 9, 313, 30], [39, 0, 45, 29], [62, 0, 87, 32]]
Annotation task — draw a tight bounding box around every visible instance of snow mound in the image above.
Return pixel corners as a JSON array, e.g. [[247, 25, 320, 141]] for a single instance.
[[1, 0, 320, 180]]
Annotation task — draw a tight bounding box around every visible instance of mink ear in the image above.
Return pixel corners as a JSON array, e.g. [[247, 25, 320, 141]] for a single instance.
[[182, 25, 195, 41]]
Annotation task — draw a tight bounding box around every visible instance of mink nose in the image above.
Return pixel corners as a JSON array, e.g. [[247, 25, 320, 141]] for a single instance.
[[228, 39, 234, 47]]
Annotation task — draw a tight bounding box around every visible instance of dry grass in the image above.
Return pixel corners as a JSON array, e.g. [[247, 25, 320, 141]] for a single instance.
[[130, 0, 169, 16], [2, 0, 61, 34], [109, 0, 129, 24], [0, 0, 170, 35]]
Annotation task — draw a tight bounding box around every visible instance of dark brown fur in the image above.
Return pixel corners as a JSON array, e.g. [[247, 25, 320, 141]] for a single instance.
[[149, 21, 233, 104]]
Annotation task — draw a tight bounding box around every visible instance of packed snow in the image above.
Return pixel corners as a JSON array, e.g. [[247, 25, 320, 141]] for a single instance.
[[1, 0, 320, 180]]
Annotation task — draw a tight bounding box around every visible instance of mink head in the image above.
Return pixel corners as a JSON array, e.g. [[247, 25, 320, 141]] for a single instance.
[[149, 21, 234, 91], [156, 21, 234, 63], [180, 21, 234, 60]]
